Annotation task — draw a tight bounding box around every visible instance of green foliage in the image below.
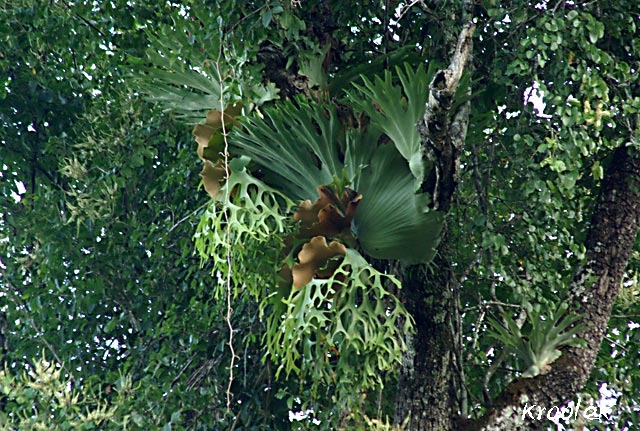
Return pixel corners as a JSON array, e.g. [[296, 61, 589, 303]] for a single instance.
[[266, 249, 412, 406], [4, 0, 640, 429], [458, 5, 639, 420], [194, 156, 294, 299], [192, 154, 413, 425], [231, 97, 343, 202], [131, 41, 225, 124], [1, 2, 291, 429], [0, 353, 132, 429], [487, 302, 587, 378], [352, 144, 445, 263], [230, 83, 446, 263], [128, 1, 282, 123], [363, 416, 410, 431], [347, 63, 437, 184]]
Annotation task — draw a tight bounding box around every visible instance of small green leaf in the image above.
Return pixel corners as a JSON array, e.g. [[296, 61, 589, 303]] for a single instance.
[[592, 160, 603, 180], [262, 9, 273, 27], [132, 411, 145, 426]]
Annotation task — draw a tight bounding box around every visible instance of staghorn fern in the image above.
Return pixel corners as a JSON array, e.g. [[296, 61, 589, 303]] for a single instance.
[[487, 301, 587, 378]]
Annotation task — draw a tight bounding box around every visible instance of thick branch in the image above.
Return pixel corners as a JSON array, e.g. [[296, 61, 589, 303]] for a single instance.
[[418, 21, 474, 211], [420, 22, 475, 145], [475, 146, 640, 430], [394, 22, 476, 431]]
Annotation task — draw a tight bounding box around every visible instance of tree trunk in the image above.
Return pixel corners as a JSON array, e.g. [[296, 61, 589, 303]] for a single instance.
[[394, 22, 475, 430], [473, 146, 640, 430], [394, 251, 455, 430]]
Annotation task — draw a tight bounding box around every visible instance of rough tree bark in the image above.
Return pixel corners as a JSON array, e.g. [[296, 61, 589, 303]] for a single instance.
[[395, 246, 456, 430], [394, 22, 475, 431], [395, 17, 640, 431], [471, 146, 640, 430]]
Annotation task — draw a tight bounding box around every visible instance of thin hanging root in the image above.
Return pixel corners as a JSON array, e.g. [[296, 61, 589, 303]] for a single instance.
[[214, 50, 239, 414]]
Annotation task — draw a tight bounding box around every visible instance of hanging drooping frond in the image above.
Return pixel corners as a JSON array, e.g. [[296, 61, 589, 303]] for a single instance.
[[353, 144, 445, 264], [194, 156, 294, 298], [265, 247, 413, 399]]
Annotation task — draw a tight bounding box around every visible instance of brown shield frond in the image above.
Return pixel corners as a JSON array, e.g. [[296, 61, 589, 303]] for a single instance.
[[292, 236, 347, 289]]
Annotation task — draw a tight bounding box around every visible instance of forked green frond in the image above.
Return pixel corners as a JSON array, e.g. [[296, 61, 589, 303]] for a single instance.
[[347, 63, 437, 184], [130, 32, 225, 124], [193, 157, 294, 298], [265, 248, 413, 396]]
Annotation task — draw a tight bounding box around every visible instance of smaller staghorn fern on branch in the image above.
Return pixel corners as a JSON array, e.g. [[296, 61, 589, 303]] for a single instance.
[[487, 301, 587, 378]]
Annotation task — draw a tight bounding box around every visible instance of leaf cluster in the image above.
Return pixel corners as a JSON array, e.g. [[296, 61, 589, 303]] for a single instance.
[[487, 302, 586, 378]]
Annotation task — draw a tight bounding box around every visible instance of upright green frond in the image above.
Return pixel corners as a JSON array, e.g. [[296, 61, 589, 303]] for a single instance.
[[228, 92, 445, 264], [487, 302, 587, 378], [130, 32, 224, 124], [347, 63, 437, 184], [343, 125, 383, 182], [230, 97, 345, 202]]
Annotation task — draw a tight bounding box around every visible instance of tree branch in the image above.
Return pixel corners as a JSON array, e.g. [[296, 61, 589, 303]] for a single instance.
[[418, 22, 475, 211], [475, 146, 640, 430]]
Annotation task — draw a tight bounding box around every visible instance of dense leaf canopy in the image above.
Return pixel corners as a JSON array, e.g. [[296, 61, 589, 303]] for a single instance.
[[1, 1, 639, 430]]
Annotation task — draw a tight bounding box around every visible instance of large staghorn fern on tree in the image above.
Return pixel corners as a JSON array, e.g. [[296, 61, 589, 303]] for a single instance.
[[191, 62, 451, 423], [131, 1, 640, 430]]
